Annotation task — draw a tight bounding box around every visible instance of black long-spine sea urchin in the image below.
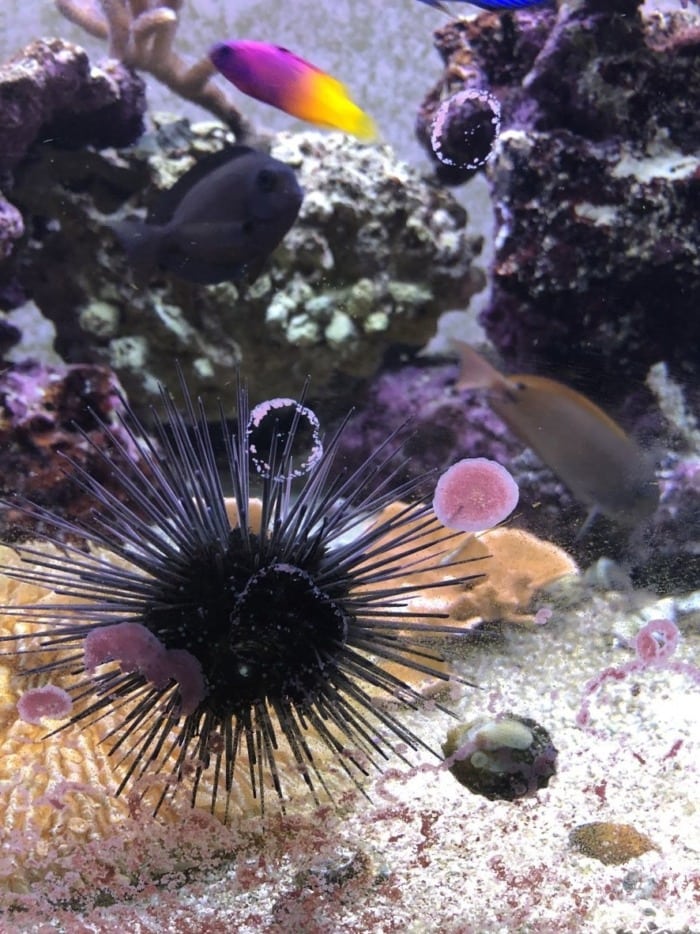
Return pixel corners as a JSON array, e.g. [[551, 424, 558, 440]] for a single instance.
[[0, 374, 480, 819]]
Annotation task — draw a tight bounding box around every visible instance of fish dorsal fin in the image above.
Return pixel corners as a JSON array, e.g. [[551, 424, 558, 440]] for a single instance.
[[274, 45, 325, 76], [451, 340, 515, 395], [147, 145, 255, 225], [454, 342, 634, 445]]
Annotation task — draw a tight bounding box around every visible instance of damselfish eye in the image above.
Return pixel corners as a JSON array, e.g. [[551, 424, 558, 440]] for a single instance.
[[257, 169, 278, 193], [241, 219, 256, 236]]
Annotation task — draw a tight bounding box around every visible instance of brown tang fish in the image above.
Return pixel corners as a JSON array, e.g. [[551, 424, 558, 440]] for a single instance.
[[453, 341, 659, 527], [111, 145, 303, 285]]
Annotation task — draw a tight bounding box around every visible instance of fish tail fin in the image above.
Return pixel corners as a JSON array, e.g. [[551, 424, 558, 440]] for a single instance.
[[417, 0, 453, 13], [575, 505, 601, 541], [109, 218, 162, 281], [451, 340, 512, 392], [308, 73, 378, 141], [335, 91, 377, 141], [350, 108, 378, 142]]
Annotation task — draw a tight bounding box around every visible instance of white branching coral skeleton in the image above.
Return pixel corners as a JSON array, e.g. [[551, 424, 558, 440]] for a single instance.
[[55, 0, 252, 137]]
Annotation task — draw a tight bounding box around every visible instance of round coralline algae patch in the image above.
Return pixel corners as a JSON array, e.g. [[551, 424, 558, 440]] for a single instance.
[[433, 457, 519, 533]]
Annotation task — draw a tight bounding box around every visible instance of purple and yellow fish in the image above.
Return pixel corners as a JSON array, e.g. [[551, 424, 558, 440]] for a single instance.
[[209, 40, 377, 141], [417, 0, 551, 13]]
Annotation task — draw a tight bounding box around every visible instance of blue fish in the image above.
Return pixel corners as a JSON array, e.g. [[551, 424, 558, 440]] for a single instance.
[[417, 0, 550, 13]]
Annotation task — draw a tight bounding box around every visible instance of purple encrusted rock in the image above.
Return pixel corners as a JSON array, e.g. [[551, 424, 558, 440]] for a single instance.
[[0, 360, 146, 540], [0, 197, 23, 261], [629, 455, 700, 590], [417, 2, 700, 387], [0, 38, 147, 174]]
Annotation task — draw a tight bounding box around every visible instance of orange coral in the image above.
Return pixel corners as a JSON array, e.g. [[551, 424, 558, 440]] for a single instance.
[[364, 503, 578, 629], [0, 545, 132, 894], [344, 504, 577, 690]]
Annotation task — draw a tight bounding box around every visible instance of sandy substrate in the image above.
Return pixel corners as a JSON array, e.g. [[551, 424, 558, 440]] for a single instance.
[[3, 571, 697, 933]]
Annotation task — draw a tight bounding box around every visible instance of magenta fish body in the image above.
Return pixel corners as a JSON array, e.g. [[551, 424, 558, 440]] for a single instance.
[[209, 40, 309, 111], [209, 40, 377, 139]]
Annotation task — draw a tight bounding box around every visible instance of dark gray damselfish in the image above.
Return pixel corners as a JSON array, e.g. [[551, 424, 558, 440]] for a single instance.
[[111, 145, 303, 285]]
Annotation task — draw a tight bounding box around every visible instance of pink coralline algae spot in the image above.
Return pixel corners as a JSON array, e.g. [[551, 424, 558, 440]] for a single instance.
[[84, 622, 206, 716], [433, 457, 519, 533], [17, 685, 73, 725], [634, 618, 680, 666], [534, 606, 553, 626], [84, 622, 169, 686], [576, 617, 700, 730], [162, 648, 206, 717]]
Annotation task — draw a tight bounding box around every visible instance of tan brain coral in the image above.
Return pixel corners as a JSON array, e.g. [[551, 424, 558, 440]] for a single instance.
[[0, 546, 131, 895]]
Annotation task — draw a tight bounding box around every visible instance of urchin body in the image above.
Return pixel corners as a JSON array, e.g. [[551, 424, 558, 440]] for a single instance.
[[0, 377, 477, 817]]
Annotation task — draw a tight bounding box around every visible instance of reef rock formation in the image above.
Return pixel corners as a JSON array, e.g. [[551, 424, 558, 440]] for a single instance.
[[0, 37, 146, 309], [0, 37, 146, 175], [3, 106, 483, 415], [0, 360, 141, 538], [417, 1, 700, 388]]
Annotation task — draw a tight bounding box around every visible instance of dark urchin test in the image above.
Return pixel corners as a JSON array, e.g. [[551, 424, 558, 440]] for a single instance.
[[0, 374, 479, 819]]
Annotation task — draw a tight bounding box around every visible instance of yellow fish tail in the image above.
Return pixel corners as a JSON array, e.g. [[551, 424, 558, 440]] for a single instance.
[[297, 71, 377, 141]]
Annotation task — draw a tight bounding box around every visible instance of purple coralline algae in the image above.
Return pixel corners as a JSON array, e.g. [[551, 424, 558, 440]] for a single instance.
[[0, 38, 146, 174], [637, 454, 700, 589], [0, 360, 141, 538], [0, 198, 23, 262], [417, 1, 700, 385]]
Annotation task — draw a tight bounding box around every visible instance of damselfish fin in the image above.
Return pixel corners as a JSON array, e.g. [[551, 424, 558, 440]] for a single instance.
[[416, 0, 452, 12], [237, 254, 267, 285], [147, 145, 256, 225], [109, 218, 163, 282]]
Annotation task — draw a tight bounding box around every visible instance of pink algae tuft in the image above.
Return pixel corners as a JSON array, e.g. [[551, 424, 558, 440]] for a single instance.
[[17, 684, 73, 724], [577, 618, 699, 728], [84, 622, 205, 716], [634, 617, 680, 666]]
